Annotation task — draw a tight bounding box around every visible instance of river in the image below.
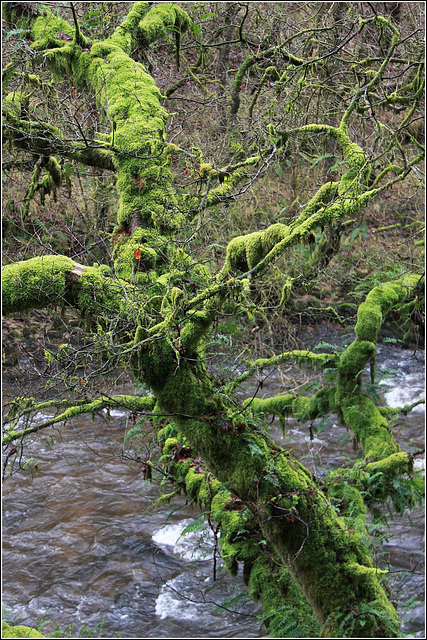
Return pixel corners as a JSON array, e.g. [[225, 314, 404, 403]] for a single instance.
[[2, 339, 424, 638]]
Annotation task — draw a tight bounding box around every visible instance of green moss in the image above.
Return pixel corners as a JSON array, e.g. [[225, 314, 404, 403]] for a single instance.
[[3, 394, 156, 445], [355, 275, 421, 341], [31, 9, 73, 42], [248, 557, 318, 637], [112, 229, 163, 284], [109, 2, 150, 52], [201, 156, 261, 208], [336, 340, 376, 397], [340, 394, 398, 460], [231, 55, 257, 115], [1, 255, 143, 325], [74, 266, 120, 320], [249, 386, 336, 430], [335, 274, 422, 461], [197, 474, 223, 509], [325, 469, 368, 529], [365, 451, 410, 475], [3, 91, 23, 118], [2, 622, 45, 638], [3, 2, 71, 52], [325, 452, 417, 514], [355, 303, 383, 342], [21, 5, 182, 235], [2, 255, 75, 315], [132, 329, 180, 389], [163, 437, 179, 455], [173, 459, 192, 483], [224, 223, 289, 273], [46, 156, 61, 186], [137, 3, 190, 47], [185, 467, 204, 500], [289, 181, 339, 230]]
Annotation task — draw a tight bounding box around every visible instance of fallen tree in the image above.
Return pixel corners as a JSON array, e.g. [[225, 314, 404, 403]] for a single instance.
[[2, 2, 424, 637]]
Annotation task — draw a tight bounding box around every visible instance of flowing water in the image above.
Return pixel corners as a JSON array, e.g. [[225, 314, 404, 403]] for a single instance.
[[2, 341, 425, 638]]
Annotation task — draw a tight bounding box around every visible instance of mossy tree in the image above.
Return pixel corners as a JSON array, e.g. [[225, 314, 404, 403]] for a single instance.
[[2, 2, 424, 638]]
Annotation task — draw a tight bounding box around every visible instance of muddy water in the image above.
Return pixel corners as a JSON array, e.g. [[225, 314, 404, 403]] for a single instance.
[[2, 343, 425, 638]]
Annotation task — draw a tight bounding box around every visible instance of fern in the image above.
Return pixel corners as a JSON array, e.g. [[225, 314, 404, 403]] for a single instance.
[[123, 420, 144, 443], [214, 590, 251, 614], [323, 599, 401, 638], [5, 28, 31, 42], [263, 605, 319, 638], [180, 516, 207, 537]]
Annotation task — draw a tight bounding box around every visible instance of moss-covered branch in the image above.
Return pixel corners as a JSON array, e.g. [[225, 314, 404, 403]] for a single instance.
[[3, 119, 116, 170], [230, 45, 305, 116], [336, 274, 423, 461], [1, 255, 145, 325], [136, 3, 191, 49], [3, 91, 115, 170], [324, 451, 423, 511], [2, 255, 76, 315], [221, 144, 421, 282], [2, 2, 192, 241], [378, 399, 425, 417], [241, 274, 423, 464], [3, 395, 155, 445], [196, 154, 264, 208], [341, 16, 400, 129], [228, 350, 336, 392], [247, 387, 336, 433]]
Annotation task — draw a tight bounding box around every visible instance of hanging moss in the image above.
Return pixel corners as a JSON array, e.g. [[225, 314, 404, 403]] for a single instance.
[[249, 386, 336, 430]]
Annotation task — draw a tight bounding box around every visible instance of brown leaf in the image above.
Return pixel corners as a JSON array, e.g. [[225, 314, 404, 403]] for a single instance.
[[133, 176, 145, 191]]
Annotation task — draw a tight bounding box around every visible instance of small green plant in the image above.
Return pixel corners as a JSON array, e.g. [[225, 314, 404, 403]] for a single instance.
[[322, 600, 401, 638], [37, 613, 110, 638]]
